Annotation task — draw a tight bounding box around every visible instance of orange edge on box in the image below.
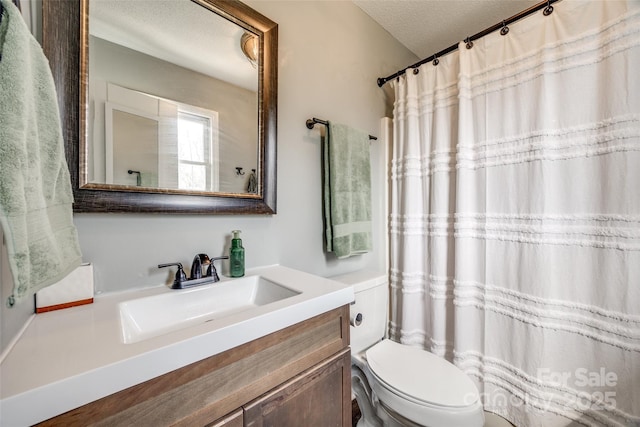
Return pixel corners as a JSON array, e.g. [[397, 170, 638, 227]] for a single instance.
[[36, 298, 94, 314]]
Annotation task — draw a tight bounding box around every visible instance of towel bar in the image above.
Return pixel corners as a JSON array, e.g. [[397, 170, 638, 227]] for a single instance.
[[306, 117, 377, 140]]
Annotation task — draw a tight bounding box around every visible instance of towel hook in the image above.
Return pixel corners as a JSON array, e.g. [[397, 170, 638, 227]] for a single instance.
[[127, 169, 142, 187], [235, 167, 245, 176]]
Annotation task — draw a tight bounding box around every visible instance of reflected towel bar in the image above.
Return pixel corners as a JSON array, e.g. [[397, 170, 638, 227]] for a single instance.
[[306, 117, 377, 140]]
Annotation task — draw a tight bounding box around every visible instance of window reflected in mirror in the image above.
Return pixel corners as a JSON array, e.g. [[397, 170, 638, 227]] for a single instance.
[[178, 109, 217, 192]]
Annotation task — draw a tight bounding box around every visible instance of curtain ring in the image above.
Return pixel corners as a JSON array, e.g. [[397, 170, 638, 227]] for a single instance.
[[412, 67, 419, 75], [500, 20, 509, 36], [465, 37, 473, 49], [543, 0, 554, 16], [432, 55, 439, 66]]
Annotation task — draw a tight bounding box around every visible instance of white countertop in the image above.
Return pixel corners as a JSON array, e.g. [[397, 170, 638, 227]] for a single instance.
[[0, 265, 354, 426]]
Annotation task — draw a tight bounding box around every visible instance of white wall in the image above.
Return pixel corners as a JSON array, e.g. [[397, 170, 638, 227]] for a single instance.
[[72, 0, 416, 295], [0, 230, 34, 353]]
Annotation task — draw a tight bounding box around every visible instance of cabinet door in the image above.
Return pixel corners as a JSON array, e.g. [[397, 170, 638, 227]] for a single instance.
[[207, 409, 243, 427], [244, 349, 351, 427]]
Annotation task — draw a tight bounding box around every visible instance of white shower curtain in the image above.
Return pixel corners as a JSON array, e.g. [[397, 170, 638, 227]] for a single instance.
[[389, 1, 640, 426]]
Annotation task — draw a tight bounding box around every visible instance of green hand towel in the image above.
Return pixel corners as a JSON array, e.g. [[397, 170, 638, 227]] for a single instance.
[[0, 0, 82, 303], [323, 122, 372, 258]]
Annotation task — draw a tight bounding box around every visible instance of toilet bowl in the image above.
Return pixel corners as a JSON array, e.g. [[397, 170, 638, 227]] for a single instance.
[[332, 271, 484, 427]]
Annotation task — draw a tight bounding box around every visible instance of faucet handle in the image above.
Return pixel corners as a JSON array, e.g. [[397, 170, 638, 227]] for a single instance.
[[158, 262, 187, 286], [206, 256, 229, 282]]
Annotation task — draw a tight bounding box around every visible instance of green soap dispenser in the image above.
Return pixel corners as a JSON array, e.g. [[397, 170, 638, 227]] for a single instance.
[[230, 230, 245, 277]]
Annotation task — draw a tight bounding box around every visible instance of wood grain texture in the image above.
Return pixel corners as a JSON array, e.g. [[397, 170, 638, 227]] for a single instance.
[[37, 306, 349, 427], [205, 409, 243, 427], [42, 0, 80, 198], [244, 349, 352, 427], [42, 0, 278, 214]]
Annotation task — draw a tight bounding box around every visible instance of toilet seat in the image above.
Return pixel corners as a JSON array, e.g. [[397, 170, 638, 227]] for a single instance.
[[365, 340, 479, 408], [341, 270, 484, 426]]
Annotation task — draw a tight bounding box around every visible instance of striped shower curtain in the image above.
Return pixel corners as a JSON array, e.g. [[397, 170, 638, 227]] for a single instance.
[[389, 1, 640, 426]]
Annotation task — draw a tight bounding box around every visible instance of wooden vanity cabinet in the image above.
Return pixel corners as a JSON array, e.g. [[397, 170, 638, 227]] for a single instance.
[[37, 306, 351, 427]]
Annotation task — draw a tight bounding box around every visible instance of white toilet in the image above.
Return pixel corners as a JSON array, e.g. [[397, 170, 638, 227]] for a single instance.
[[332, 271, 484, 427]]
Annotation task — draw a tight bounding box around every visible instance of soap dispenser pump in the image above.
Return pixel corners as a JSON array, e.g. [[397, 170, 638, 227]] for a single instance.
[[230, 230, 245, 277]]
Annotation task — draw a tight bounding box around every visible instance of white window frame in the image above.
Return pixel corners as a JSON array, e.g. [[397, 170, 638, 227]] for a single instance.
[[176, 104, 219, 192]]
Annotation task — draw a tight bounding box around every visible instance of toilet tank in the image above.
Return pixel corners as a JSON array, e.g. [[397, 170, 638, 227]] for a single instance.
[[331, 271, 388, 355]]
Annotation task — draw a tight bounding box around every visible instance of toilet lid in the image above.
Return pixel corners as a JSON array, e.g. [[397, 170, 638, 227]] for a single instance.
[[365, 339, 479, 408]]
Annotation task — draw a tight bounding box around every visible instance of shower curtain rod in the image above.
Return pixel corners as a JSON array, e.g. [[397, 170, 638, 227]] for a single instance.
[[377, 0, 559, 87], [306, 117, 378, 140]]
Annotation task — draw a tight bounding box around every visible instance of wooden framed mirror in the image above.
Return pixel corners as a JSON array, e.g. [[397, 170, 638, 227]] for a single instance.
[[42, 0, 277, 214]]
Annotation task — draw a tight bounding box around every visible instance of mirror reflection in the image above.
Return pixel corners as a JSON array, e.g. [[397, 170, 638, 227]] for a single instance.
[[87, 0, 259, 194]]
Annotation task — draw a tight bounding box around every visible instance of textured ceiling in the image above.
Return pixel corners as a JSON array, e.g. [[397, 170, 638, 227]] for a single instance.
[[353, 0, 541, 59]]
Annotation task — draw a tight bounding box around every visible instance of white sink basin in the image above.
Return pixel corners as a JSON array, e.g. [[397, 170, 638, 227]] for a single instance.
[[119, 275, 300, 343]]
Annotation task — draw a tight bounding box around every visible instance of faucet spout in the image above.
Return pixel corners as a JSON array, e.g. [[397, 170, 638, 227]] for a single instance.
[[190, 253, 211, 280]]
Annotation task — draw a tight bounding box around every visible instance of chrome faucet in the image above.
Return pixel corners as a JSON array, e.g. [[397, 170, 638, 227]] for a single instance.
[[159, 254, 229, 289]]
